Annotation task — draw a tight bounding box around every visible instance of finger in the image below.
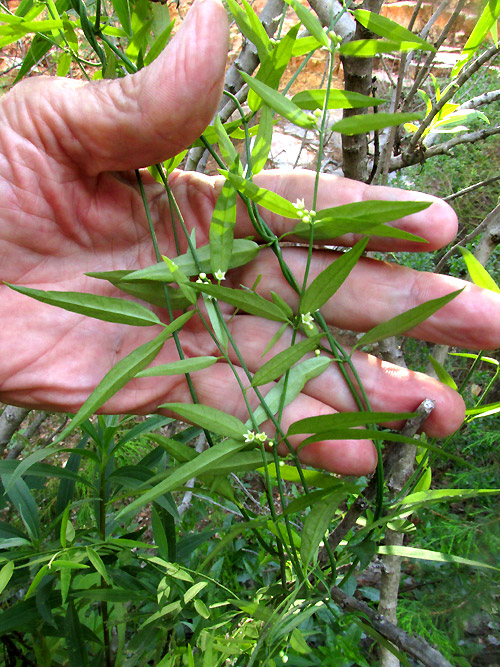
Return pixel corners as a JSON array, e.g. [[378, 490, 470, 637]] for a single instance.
[[5, 0, 228, 175], [233, 169, 458, 252], [232, 246, 500, 350], [225, 316, 466, 438]]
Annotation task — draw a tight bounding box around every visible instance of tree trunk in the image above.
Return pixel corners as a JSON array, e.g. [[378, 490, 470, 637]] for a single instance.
[[340, 0, 384, 182]]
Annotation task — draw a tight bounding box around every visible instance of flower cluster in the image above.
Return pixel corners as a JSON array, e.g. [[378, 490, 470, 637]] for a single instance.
[[243, 430, 271, 445], [301, 312, 315, 330], [294, 198, 316, 225]]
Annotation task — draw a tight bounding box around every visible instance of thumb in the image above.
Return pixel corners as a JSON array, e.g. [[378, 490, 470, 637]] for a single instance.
[[27, 0, 228, 175]]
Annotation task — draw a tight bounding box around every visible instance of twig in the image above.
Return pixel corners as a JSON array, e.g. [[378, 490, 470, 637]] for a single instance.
[[434, 202, 500, 273], [403, 0, 466, 110], [6, 411, 49, 460], [443, 173, 500, 202], [318, 399, 435, 563], [390, 125, 500, 170], [329, 585, 453, 667], [403, 43, 500, 157]]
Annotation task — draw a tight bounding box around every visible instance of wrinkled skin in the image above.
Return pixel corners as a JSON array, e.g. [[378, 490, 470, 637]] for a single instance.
[[0, 0, 499, 475]]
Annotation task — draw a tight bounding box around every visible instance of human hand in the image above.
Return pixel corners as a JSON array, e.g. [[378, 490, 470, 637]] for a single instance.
[[0, 0, 499, 475]]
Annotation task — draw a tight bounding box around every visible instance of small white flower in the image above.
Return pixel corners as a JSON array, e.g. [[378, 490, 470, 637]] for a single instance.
[[199, 272, 206, 280], [255, 432, 267, 443], [214, 269, 226, 281], [244, 430, 256, 443], [294, 198, 305, 211], [301, 312, 315, 330]]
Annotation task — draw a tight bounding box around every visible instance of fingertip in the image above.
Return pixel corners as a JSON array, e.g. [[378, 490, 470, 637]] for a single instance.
[[423, 383, 466, 438], [298, 438, 378, 476]]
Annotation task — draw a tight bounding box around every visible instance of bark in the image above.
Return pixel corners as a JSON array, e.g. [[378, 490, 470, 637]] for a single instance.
[[330, 585, 454, 667], [0, 405, 29, 456], [6, 411, 49, 460], [340, 0, 384, 182]]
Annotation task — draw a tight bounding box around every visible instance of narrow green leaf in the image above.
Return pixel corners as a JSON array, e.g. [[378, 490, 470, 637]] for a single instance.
[[220, 170, 299, 218], [53, 327, 172, 444], [339, 38, 429, 57], [122, 239, 260, 282], [144, 18, 175, 66], [206, 450, 273, 476], [184, 581, 208, 604], [288, 411, 418, 435], [117, 438, 247, 519], [293, 220, 426, 243], [261, 325, 289, 359], [292, 199, 430, 242], [239, 71, 316, 129], [163, 257, 197, 305], [394, 488, 500, 508], [225, 0, 270, 62], [301, 238, 368, 314], [459, 247, 500, 293], [189, 282, 289, 322], [251, 105, 274, 174], [159, 403, 246, 440], [13, 33, 52, 82], [209, 178, 238, 275], [194, 598, 210, 619], [260, 463, 345, 490], [65, 602, 90, 667], [111, 0, 131, 35], [214, 115, 239, 166], [1, 472, 40, 540], [5, 284, 161, 326], [377, 544, 499, 571], [285, 0, 330, 49], [0, 561, 14, 595], [355, 289, 463, 348], [453, 0, 500, 74], [251, 335, 323, 386], [330, 112, 423, 135], [204, 293, 229, 353], [248, 24, 300, 111], [428, 354, 458, 390], [353, 9, 435, 51], [291, 34, 323, 57], [136, 356, 218, 378], [86, 547, 111, 585], [250, 356, 331, 426], [292, 88, 386, 110], [60, 504, 75, 548], [87, 272, 190, 309], [301, 490, 348, 567]]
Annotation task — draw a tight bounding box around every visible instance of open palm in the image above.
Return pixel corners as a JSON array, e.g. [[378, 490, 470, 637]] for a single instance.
[[1, 0, 499, 474]]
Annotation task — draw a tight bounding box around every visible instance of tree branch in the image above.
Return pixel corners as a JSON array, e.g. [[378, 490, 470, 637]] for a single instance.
[[403, 43, 500, 157], [0, 405, 29, 456], [390, 125, 500, 170], [329, 585, 454, 667]]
